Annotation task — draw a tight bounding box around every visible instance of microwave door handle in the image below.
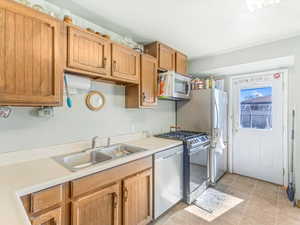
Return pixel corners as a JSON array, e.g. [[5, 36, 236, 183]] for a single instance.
[[188, 82, 191, 95], [186, 82, 191, 96]]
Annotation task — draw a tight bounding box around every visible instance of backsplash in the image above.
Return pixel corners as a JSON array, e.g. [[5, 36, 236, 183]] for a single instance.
[[1, 82, 175, 153]]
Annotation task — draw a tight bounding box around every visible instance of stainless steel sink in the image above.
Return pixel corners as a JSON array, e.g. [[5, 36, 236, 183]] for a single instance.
[[53, 144, 146, 172], [100, 144, 146, 158], [54, 151, 112, 171]]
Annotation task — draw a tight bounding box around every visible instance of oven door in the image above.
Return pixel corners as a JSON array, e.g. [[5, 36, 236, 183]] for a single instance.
[[173, 73, 191, 99], [188, 143, 210, 203]]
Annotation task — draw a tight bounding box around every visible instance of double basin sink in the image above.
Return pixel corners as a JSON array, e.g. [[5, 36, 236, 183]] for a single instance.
[[54, 144, 146, 172]]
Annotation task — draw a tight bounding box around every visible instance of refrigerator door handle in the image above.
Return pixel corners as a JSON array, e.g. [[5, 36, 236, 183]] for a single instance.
[[213, 101, 220, 141], [215, 102, 219, 129]]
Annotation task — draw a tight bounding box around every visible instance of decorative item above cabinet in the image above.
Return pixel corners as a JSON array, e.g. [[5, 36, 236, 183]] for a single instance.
[[0, 0, 63, 107]]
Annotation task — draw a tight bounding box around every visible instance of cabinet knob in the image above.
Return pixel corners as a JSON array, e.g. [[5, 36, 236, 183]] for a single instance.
[[103, 57, 107, 68]]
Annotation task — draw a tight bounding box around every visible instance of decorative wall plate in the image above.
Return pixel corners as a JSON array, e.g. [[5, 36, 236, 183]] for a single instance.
[[85, 91, 105, 111]]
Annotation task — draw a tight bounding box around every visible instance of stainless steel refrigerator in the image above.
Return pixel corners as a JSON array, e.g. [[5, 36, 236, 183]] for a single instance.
[[177, 88, 228, 184]]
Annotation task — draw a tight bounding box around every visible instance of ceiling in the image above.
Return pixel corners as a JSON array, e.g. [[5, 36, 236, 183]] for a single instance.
[[47, 0, 300, 59]]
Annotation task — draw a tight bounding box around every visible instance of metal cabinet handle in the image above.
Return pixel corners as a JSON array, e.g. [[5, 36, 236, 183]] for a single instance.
[[142, 92, 146, 102], [162, 153, 177, 160], [123, 187, 128, 202], [113, 60, 117, 72], [113, 193, 118, 208], [97, 57, 107, 69], [103, 57, 107, 68]]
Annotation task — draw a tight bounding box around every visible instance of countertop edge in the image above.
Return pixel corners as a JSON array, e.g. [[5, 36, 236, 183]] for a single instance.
[[3, 138, 183, 225]]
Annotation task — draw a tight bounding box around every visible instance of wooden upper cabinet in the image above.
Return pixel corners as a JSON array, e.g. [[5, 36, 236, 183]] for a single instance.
[[125, 54, 157, 108], [0, 0, 63, 106], [175, 51, 188, 75], [66, 26, 111, 77], [72, 182, 120, 225], [123, 169, 153, 225], [158, 44, 175, 71], [111, 43, 140, 83], [140, 54, 158, 107], [31, 207, 62, 225], [144, 42, 175, 71]]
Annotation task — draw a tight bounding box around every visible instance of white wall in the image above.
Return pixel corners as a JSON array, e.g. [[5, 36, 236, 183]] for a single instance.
[[1, 81, 175, 153], [0, 0, 176, 154], [189, 36, 300, 200]]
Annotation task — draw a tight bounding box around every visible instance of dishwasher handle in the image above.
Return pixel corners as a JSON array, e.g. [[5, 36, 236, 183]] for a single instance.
[[161, 150, 182, 160], [155, 147, 183, 161]]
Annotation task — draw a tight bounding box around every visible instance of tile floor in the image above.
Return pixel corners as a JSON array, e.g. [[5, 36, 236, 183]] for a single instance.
[[152, 173, 300, 225]]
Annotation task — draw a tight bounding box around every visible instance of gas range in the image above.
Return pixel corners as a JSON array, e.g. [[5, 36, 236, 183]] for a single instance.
[[155, 130, 210, 204], [155, 131, 209, 148]]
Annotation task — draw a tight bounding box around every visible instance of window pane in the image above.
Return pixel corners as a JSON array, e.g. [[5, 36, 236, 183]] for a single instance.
[[240, 87, 272, 129]]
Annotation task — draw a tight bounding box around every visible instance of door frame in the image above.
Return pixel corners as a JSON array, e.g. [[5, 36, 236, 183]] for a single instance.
[[228, 69, 289, 186]]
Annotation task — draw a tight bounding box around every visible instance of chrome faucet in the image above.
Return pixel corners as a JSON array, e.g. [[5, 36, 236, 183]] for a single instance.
[[91, 136, 111, 150], [91, 136, 100, 149], [107, 137, 111, 147]]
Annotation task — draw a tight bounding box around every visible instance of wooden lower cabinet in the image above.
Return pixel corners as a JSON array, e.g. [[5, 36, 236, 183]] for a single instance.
[[123, 169, 153, 225], [31, 207, 62, 225], [21, 157, 153, 225], [72, 183, 120, 225]]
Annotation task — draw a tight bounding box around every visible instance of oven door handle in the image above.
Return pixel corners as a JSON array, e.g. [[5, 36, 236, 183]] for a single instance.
[[188, 144, 210, 155]]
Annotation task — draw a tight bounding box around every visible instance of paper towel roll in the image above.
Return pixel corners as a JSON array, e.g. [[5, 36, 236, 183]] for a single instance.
[[64, 74, 91, 95], [66, 74, 91, 90]]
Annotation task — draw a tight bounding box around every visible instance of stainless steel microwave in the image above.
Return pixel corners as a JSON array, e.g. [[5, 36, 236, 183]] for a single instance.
[[159, 71, 191, 100]]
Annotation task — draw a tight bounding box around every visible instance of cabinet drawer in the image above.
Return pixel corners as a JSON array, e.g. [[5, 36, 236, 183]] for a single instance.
[[71, 157, 152, 198], [31, 185, 63, 213], [31, 206, 62, 225]]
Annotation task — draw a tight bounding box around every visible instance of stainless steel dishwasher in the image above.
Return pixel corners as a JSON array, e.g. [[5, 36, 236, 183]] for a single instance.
[[154, 145, 183, 219]]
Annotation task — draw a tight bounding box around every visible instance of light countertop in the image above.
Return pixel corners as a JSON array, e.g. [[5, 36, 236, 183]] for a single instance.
[[0, 137, 182, 225]]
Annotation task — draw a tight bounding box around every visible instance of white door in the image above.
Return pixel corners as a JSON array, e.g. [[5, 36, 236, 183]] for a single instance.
[[232, 72, 284, 185]]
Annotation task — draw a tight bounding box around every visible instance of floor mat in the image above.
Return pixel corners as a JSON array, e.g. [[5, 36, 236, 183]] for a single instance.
[[185, 188, 244, 222]]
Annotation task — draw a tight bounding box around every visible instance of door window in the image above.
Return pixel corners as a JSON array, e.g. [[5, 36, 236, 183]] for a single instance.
[[240, 87, 272, 129]]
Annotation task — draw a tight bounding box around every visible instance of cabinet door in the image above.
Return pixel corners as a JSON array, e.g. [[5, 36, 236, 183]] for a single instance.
[[0, 2, 62, 106], [31, 207, 62, 225], [175, 52, 187, 75], [112, 43, 140, 82], [67, 27, 111, 76], [158, 44, 175, 71], [72, 183, 120, 225], [140, 55, 157, 107], [123, 169, 153, 225]]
